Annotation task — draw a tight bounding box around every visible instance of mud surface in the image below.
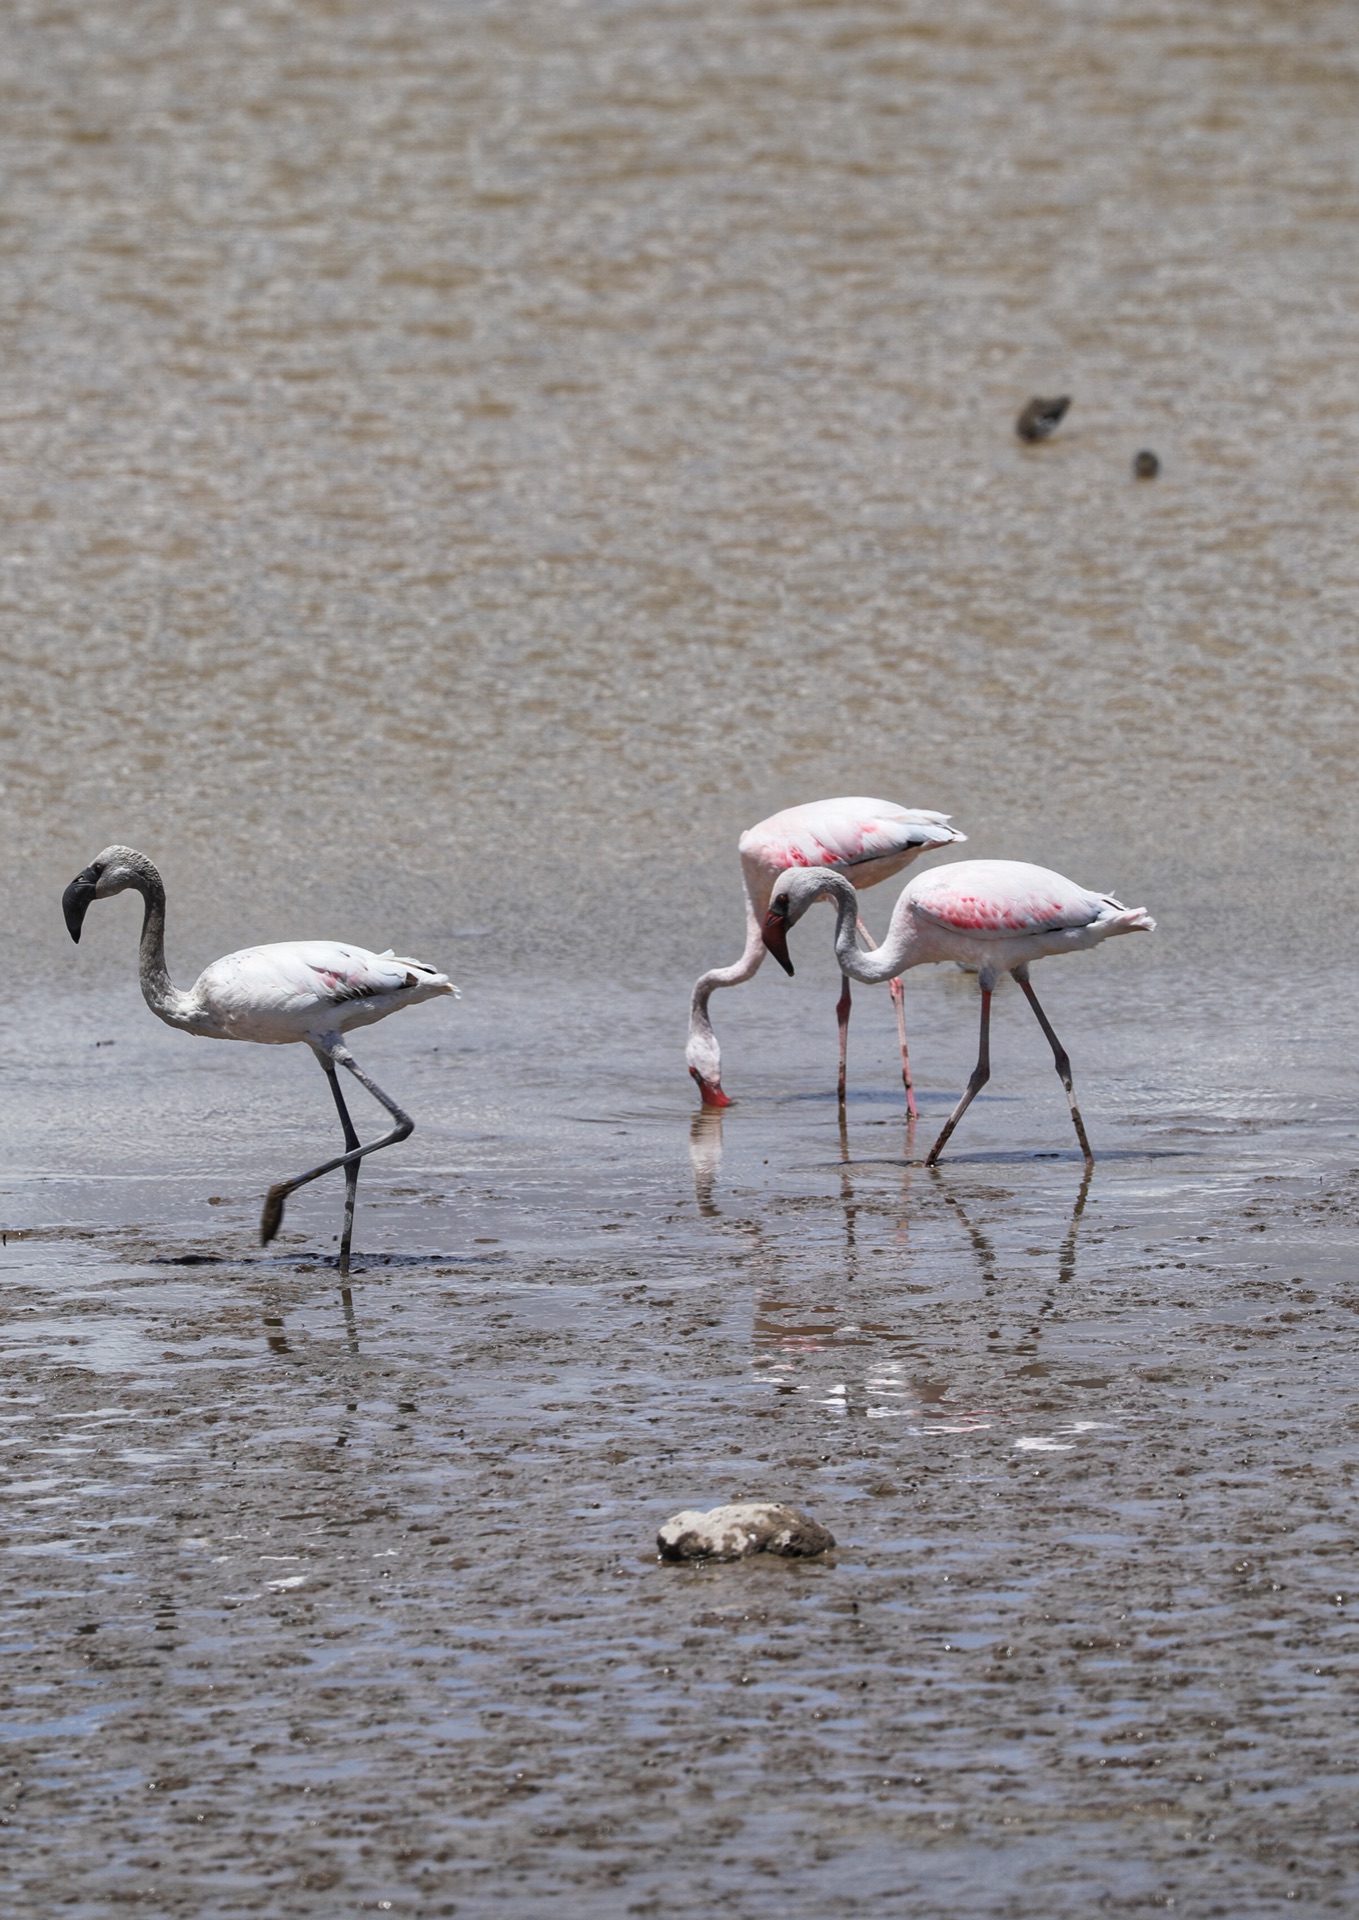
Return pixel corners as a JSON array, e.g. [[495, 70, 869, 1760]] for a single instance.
[[3, 0, 1359, 1912], [5, 991, 1359, 1917]]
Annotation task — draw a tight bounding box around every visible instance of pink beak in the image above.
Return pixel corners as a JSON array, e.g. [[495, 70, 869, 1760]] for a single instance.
[[689, 1066, 732, 1109]]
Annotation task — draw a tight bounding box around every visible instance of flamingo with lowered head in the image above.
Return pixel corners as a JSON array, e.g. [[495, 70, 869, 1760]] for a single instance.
[[687, 797, 966, 1111], [62, 846, 457, 1274], [760, 858, 1154, 1165]]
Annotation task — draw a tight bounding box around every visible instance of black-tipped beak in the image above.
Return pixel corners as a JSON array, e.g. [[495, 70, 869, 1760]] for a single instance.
[[62, 868, 99, 944], [761, 904, 795, 976]]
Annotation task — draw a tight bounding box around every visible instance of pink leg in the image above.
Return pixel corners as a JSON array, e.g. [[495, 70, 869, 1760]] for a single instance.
[[836, 973, 852, 1106], [888, 977, 917, 1119], [852, 913, 915, 1117]]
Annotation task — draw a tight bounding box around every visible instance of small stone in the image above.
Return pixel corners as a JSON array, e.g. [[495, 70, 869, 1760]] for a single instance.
[[1015, 395, 1070, 442], [656, 1501, 835, 1563], [1133, 448, 1160, 479]]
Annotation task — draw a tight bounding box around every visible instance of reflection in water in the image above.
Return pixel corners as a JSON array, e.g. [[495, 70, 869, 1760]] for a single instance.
[[688, 1109, 724, 1219], [261, 1283, 361, 1363], [694, 1106, 1098, 1428], [928, 1165, 1093, 1398], [262, 1311, 291, 1357], [340, 1283, 360, 1358], [933, 1162, 1092, 1296], [1056, 1165, 1092, 1291], [261, 1274, 360, 1382], [837, 1108, 857, 1283]]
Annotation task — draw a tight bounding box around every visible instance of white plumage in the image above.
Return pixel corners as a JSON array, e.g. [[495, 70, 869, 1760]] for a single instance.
[[687, 795, 966, 1109], [179, 942, 455, 1045], [62, 846, 456, 1274], [762, 858, 1154, 1165]]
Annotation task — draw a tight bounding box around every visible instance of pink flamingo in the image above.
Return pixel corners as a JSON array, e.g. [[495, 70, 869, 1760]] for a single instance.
[[760, 859, 1154, 1164], [686, 798, 966, 1111]]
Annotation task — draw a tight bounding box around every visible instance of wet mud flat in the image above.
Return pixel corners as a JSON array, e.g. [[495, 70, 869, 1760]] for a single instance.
[[2, 0, 1358, 1905], [4, 1111, 1358, 1919]]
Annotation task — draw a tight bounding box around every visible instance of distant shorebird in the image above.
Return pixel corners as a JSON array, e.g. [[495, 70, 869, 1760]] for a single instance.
[[62, 846, 456, 1274], [1133, 449, 1160, 479], [1016, 396, 1070, 442], [761, 858, 1154, 1165], [687, 798, 965, 1112]]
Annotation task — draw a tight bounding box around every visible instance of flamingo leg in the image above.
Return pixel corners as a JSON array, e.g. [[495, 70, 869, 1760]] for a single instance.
[[836, 972, 852, 1107], [324, 1063, 362, 1278], [888, 977, 916, 1118], [924, 987, 991, 1166], [260, 1041, 414, 1255], [1015, 970, 1094, 1164], [852, 913, 915, 1117]]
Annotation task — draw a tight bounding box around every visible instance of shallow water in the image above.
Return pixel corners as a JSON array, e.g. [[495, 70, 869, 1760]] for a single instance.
[[3, 0, 1359, 1914]]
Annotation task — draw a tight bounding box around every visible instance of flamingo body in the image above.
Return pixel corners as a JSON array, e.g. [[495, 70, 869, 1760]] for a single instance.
[[177, 941, 454, 1045], [737, 797, 960, 894], [761, 858, 1153, 1163], [900, 861, 1151, 968], [687, 797, 965, 1106]]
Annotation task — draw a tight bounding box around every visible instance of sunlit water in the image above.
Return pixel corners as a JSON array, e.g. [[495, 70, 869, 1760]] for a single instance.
[[3, 0, 1358, 1913]]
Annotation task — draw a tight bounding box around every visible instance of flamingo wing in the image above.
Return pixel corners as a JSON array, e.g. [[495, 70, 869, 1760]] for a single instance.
[[908, 861, 1113, 938], [741, 797, 961, 876], [195, 942, 452, 1024]]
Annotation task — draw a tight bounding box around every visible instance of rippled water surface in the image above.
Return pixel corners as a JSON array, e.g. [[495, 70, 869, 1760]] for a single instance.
[[3, 2, 1358, 1914]]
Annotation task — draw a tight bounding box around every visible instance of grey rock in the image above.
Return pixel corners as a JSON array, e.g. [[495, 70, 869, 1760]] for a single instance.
[[1016, 395, 1070, 442], [657, 1501, 835, 1563]]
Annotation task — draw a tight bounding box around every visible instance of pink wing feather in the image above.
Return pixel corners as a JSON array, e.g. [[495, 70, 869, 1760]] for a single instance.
[[907, 861, 1113, 937], [740, 797, 960, 876]]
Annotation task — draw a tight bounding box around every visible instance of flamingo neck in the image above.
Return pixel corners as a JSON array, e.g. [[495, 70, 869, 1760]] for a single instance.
[[127, 860, 197, 1028], [686, 880, 766, 1103], [825, 874, 922, 982], [690, 895, 765, 1010]]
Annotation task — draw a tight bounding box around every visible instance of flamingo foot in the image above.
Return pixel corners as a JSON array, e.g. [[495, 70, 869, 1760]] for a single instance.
[[260, 1184, 287, 1246]]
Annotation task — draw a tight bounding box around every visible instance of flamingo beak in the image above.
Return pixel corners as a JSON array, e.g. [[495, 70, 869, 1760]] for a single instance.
[[62, 867, 99, 944], [761, 905, 795, 976], [689, 1066, 732, 1110]]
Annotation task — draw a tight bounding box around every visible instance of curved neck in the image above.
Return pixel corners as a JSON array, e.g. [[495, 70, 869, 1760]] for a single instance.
[[824, 874, 922, 983], [689, 882, 765, 1027], [129, 863, 193, 1027], [692, 899, 764, 1007], [685, 880, 767, 1097]]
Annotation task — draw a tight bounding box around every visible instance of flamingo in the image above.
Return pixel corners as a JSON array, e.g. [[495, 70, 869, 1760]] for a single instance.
[[61, 846, 457, 1274], [686, 798, 965, 1112], [760, 858, 1154, 1165]]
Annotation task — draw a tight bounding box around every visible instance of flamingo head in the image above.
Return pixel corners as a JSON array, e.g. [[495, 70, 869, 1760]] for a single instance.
[[62, 846, 151, 943], [759, 895, 795, 974], [688, 1065, 732, 1109], [760, 875, 833, 983], [685, 1019, 732, 1109], [761, 867, 851, 977]]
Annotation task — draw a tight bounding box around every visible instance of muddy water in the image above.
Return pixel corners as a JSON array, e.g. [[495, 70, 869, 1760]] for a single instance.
[[3, 0, 1359, 1914]]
